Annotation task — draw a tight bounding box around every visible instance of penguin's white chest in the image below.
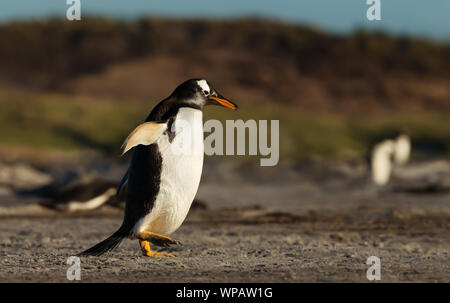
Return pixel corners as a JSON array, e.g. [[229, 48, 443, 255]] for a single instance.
[[134, 108, 204, 235]]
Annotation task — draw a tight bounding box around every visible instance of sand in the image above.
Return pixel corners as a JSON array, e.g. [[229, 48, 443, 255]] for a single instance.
[[0, 159, 449, 282]]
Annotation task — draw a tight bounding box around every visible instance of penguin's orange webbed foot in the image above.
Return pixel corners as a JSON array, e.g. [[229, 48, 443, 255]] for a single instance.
[[151, 251, 175, 258], [138, 231, 182, 247], [140, 240, 175, 258]]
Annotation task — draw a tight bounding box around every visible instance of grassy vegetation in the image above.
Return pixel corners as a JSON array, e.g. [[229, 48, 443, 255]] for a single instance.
[[0, 90, 448, 161], [0, 18, 448, 162]]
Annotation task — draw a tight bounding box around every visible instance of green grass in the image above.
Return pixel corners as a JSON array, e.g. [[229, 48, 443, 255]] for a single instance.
[[0, 90, 449, 161], [205, 105, 450, 160], [0, 92, 143, 154]]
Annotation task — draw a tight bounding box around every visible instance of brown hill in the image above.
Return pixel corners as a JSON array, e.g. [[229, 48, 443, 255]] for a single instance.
[[0, 17, 449, 112]]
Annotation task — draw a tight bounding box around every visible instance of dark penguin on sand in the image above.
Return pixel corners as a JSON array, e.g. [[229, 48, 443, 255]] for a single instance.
[[37, 177, 123, 212], [18, 171, 207, 212], [16, 173, 125, 212], [79, 79, 237, 257]]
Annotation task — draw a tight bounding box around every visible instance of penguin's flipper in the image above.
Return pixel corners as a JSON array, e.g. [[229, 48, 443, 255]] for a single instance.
[[121, 122, 167, 155]]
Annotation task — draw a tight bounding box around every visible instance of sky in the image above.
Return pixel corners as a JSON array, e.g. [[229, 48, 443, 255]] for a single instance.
[[0, 0, 449, 42]]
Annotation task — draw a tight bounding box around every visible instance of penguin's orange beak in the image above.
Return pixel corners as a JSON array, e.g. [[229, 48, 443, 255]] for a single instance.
[[209, 95, 238, 110]]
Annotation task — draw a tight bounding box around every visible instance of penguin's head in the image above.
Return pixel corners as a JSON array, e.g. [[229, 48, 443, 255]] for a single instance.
[[170, 79, 238, 111]]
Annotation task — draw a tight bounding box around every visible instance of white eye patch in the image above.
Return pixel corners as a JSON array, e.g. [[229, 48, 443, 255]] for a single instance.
[[197, 79, 210, 94]]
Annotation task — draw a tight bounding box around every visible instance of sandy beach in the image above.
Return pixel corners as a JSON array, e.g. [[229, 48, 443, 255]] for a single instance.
[[0, 159, 448, 282]]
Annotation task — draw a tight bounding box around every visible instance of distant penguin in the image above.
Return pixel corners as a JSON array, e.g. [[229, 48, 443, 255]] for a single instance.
[[369, 131, 411, 186], [370, 139, 396, 186], [17, 172, 207, 213], [393, 133, 411, 165], [28, 175, 125, 212]]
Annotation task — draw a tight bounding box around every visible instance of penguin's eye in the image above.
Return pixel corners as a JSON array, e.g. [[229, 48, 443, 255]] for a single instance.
[[203, 90, 209, 96]]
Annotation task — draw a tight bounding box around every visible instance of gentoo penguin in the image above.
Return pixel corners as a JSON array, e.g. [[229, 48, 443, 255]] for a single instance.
[[369, 131, 411, 186], [393, 133, 411, 165], [79, 79, 237, 257], [17, 173, 206, 212], [40, 177, 125, 212], [370, 139, 396, 186], [16, 173, 125, 212]]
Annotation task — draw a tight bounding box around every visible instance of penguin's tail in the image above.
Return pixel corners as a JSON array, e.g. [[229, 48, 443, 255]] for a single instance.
[[78, 225, 129, 257]]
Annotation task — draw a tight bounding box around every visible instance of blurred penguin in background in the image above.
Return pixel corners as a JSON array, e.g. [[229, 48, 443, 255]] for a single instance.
[[17, 172, 207, 213], [369, 131, 411, 186], [16, 173, 125, 212], [393, 133, 411, 165], [370, 139, 396, 186]]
